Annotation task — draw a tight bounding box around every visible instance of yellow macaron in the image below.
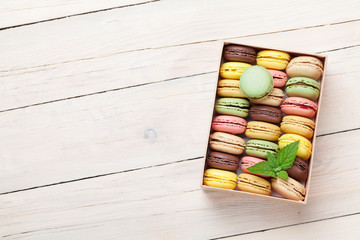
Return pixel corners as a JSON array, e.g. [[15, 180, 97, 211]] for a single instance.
[[220, 62, 252, 79], [245, 121, 281, 141], [203, 168, 238, 190], [278, 134, 312, 160], [280, 115, 315, 139], [238, 173, 271, 195], [217, 79, 246, 98], [257, 50, 290, 70]]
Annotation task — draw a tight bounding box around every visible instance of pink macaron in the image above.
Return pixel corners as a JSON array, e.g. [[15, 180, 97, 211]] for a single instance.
[[267, 69, 288, 87], [281, 97, 318, 118], [241, 156, 270, 178], [212, 115, 247, 134]]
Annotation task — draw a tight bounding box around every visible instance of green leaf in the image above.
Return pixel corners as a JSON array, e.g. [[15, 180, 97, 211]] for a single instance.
[[277, 171, 289, 180], [267, 152, 280, 168], [247, 161, 277, 177], [277, 140, 300, 170]]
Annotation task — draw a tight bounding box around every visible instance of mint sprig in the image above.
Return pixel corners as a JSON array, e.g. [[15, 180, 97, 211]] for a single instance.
[[247, 140, 300, 180]]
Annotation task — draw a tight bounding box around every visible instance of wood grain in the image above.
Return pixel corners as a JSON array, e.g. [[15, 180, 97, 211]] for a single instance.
[[0, 0, 157, 29], [1, 129, 359, 239], [222, 214, 360, 239], [1, 19, 360, 112]]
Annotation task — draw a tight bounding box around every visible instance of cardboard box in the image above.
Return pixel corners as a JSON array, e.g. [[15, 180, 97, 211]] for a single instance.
[[201, 42, 327, 204]]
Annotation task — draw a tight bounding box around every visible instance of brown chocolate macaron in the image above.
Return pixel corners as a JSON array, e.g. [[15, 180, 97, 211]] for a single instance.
[[223, 45, 256, 63], [249, 105, 283, 124], [286, 157, 309, 182], [206, 151, 240, 171]]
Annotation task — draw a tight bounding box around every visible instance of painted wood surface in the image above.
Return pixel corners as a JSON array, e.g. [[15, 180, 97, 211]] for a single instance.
[[1, 1, 360, 239]]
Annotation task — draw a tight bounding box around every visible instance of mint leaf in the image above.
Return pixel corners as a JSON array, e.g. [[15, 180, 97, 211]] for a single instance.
[[247, 161, 276, 177], [277, 171, 289, 180], [277, 140, 300, 170], [267, 152, 280, 169]]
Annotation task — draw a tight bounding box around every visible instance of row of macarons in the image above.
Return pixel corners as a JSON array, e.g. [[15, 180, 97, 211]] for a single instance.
[[203, 168, 306, 201], [221, 44, 324, 80]]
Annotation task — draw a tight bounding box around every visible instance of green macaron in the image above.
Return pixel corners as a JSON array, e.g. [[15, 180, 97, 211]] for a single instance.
[[239, 66, 274, 99], [285, 77, 320, 101], [215, 97, 250, 117], [245, 139, 279, 159]]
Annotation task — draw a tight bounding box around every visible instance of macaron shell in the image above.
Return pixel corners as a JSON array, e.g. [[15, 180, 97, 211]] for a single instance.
[[271, 177, 306, 201], [215, 97, 250, 118], [212, 115, 247, 134], [220, 62, 252, 79], [245, 121, 281, 141], [223, 45, 256, 63], [239, 66, 274, 99], [207, 151, 240, 171], [245, 139, 279, 159], [280, 115, 315, 139], [250, 88, 284, 107], [204, 168, 238, 190], [217, 79, 246, 98], [240, 156, 269, 177], [256, 50, 290, 70], [286, 77, 320, 101], [281, 97, 318, 118], [286, 157, 309, 182], [286, 56, 324, 79], [278, 134, 312, 160], [249, 105, 283, 124], [267, 69, 288, 87], [209, 132, 245, 155], [238, 173, 271, 195]]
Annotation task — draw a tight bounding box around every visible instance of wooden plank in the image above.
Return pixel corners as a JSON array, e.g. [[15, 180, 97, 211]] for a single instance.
[[0, 74, 217, 193], [1, 0, 359, 72], [0, 44, 359, 193], [2, 19, 360, 112], [223, 214, 360, 239], [1, 129, 360, 239], [0, 0, 155, 29]]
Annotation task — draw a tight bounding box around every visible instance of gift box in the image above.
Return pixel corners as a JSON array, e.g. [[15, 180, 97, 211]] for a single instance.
[[201, 42, 327, 204]]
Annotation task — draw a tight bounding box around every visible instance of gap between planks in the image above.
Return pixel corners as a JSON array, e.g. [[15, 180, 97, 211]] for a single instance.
[[211, 211, 360, 240], [0, 42, 358, 114], [2, 127, 360, 196], [0, 0, 161, 31]]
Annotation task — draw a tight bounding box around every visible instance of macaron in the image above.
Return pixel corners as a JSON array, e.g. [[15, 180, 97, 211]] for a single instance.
[[271, 177, 306, 201], [249, 105, 283, 124], [281, 97, 318, 118], [256, 50, 290, 70], [217, 79, 246, 98], [250, 88, 284, 107], [215, 97, 250, 118], [285, 77, 320, 101], [280, 115, 315, 139], [220, 62, 252, 80], [238, 173, 271, 195], [286, 56, 324, 80], [240, 156, 269, 178], [245, 139, 279, 159], [206, 151, 240, 171], [212, 115, 247, 134], [267, 69, 288, 87], [286, 157, 309, 182], [239, 65, 274, 99], [223, 45, 256, 63], [245, 121, 281, 142], [203, 168, 238, 190], [209, 132, 246, 155], [278, 134, 312, 160]]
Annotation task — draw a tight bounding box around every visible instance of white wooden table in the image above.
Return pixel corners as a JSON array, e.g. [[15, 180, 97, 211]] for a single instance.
[[1, 1, 360, 239]]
